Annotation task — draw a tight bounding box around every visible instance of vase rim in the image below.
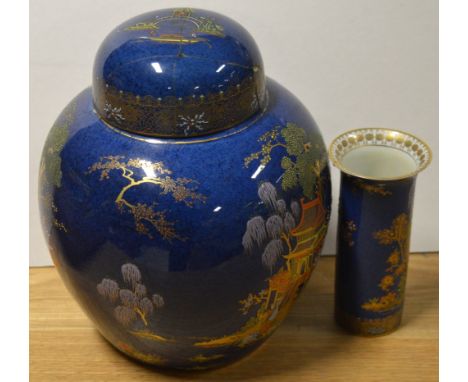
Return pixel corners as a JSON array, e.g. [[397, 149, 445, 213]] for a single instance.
[[328, 127, 432, 181]]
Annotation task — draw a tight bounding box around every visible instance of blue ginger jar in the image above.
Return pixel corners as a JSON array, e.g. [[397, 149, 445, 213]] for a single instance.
[[39, 8, 331, 370]]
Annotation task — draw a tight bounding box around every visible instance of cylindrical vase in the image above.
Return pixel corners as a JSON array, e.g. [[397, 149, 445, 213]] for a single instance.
[[329, 128, 431, 336]]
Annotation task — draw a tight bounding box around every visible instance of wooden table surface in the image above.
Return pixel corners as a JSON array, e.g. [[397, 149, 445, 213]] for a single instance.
[[30, 253, 438, 382]]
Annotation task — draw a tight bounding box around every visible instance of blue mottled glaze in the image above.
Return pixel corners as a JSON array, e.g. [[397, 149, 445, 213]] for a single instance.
[[334, 175, 415, 335], [94, 8, 262, 98], [93, 8, 266, 137], [39, 8, 331, 370]]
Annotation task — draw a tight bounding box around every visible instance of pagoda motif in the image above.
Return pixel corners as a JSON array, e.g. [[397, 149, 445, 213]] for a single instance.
[[195, 186, 328, 348], [266, 196, 327, 312]]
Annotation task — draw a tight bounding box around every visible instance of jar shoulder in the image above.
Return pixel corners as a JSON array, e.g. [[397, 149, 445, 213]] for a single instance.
[[39, 78, 331, 270], [43, 78, 326, 177]]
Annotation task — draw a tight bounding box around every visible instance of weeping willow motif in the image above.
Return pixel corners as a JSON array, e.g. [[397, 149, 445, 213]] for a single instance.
[[361, 213, 410, 312], [195, 169, 328, 349], [192, 123, 328, 349], [87, 156, 206, 240], [242, 182, 305, 272], [265, 215, 284, 239], [262, 239, 285, 273], [97, 263, 165, 329], [276, 199, 287, 216], [257, 182, 278, 210], [97, 263, 178, 345], [290, 200, 301, 222]]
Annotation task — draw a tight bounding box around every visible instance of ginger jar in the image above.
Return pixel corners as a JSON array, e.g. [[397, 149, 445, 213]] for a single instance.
[[39, 7, 331, 370]]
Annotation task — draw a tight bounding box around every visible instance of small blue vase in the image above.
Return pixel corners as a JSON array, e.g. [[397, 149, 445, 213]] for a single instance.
[[39, 8, 331, 369], [329, 128, 431, 336]]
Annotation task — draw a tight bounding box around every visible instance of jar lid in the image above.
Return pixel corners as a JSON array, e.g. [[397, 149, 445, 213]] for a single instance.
[[92, 8, 267, 138]]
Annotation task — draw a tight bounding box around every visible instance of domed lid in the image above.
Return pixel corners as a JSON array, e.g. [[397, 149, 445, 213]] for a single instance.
[[93, 8, 267, 138]]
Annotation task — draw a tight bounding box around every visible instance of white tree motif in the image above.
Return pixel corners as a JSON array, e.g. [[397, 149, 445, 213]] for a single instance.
[[120, 289, 138, 308], [242, 216, 267, 254], [152, 294, 165, 309], [114, 305, 136, 326], [97, 263, 165, 328], [96, 278, 120, 303], [121, 263, 141, 288], [258, 182, 278, 210], [134, 283, 147, 299], [266, 215, 284, 239], [275, 199, 287, 216], [242, 182, 302, 273], [290, 200, 301, 224], [262, 239, 286, 272], [284, 212, 296, 232]]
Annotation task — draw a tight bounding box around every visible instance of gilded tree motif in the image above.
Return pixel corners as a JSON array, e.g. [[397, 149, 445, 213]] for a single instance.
[[361, 213, 410, 312], [352, 179, 392, 196], [40, 101, 76, 189], [341, 220, 357, 247], [115, 341, 167, 365], [87, 156, 206, 240], [124, 8, 224, 41], [39, 100, 77, 235], [97, 263, 165, 328], [244, 122, 326, 199]]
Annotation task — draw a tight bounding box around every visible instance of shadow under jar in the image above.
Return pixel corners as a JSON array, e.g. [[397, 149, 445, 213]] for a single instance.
[[329, 128, 431, 336]]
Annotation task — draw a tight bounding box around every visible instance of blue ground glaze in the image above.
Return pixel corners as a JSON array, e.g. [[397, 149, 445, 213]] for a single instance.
[[39, 7, 331, 370], [335, 174, 415, 335], [94, 8, 261, 98], [92, 8, 266, 137]]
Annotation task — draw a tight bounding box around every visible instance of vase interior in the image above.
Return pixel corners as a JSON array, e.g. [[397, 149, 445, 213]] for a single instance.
[[341, 145, 417, 179]]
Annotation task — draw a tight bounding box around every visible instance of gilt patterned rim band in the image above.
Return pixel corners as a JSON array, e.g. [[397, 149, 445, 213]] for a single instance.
[[328, 128, 432, 181], [93, 74, 267, 138]]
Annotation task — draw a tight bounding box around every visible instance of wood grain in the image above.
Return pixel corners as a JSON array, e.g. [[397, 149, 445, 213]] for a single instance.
[[30, 253, 438, 382]]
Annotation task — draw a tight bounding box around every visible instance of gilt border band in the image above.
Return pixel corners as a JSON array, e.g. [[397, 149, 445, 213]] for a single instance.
[[93, 73, 266, 138], [335, 306, 403, 337], [328, 127, 432, 181]]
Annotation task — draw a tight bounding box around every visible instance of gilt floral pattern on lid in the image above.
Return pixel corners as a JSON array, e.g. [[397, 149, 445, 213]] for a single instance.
[[93, 8, 267, 138]]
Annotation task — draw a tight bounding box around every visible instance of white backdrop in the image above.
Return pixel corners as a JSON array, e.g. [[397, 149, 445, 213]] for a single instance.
[[30, 0, 438, 266]]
